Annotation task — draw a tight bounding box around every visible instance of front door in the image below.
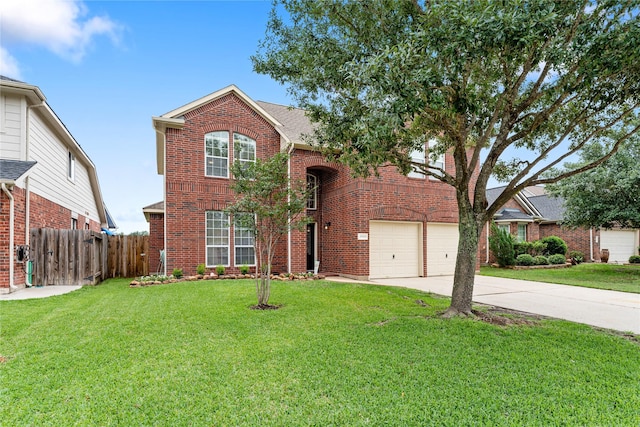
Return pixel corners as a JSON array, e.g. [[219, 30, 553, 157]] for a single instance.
[[306, 223, 316, 271]]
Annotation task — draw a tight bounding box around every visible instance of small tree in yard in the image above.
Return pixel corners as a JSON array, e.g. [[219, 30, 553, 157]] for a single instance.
[[226, 152, 310, 308], [254, 0, 640, 316]]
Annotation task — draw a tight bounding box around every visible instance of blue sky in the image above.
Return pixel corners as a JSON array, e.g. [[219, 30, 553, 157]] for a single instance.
[[1, 0, 293, 233]]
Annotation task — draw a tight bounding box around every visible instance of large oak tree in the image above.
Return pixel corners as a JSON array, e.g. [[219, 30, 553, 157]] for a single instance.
[[253, 0, 640, 316]]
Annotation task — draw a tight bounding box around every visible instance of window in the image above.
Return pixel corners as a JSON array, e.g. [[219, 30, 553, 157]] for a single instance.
[[206, 211, 229, 266], [497, 223, 510, 234], [234, 213, 255, 266], [68, 151, 75, 181], [428, 139, 445, 179], [307, 174, 318, 209], [408, 145, 426, 179], [71, 217, 78, 230], [205, 132, 229, 177], [517, 224, 527, 242], [233, 133, 256, 172]]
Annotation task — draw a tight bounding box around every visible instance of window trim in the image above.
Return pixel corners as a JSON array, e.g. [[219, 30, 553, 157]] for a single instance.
[[205, 131, 230, 178], [68, 151, 75, 182], [205, 211, 230, 267], [307, 173, 318, 210], [233, 133, 256, 173], [517, 223, 527, 242], [427, 139, 445, 180], [234, 213, 256, 266], [408, 145, 426, 179]]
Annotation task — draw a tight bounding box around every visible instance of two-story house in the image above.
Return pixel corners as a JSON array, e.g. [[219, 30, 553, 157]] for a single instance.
[[0, 76, 114, 291], [148, 85, 480, 280]]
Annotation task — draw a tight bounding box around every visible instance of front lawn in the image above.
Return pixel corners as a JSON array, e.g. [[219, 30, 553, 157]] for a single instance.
[[480, 263, 640, 293], [1, 279, 639, 426]]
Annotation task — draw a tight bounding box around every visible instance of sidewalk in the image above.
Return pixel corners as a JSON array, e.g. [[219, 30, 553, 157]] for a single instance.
[[0, 285, 82, 301], [371, 275, 640, 334]]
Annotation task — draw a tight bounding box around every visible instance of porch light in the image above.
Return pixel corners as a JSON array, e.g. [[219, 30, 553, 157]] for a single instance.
[[324, 222, 331, 230]]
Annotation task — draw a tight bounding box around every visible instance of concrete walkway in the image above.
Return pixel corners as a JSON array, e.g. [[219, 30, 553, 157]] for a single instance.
[[0, 285, 82, 301], [370, 275, 640, 334]]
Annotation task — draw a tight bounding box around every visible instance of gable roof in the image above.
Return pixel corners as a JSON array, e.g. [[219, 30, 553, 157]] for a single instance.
[[152, 85, 317, 174], [142, 200, 164, 222], [487, 185, 566, 222], [0, 77, 111, 227], [0, 159, 37, 182]]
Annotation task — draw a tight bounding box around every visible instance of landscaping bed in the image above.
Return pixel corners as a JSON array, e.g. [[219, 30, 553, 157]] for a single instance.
[[130, 272, 325, 287]]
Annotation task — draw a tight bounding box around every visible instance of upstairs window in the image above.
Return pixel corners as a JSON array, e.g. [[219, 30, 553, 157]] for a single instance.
[[233, 133, 256, 172], [307, 174, 318, 210], [428, 139, 445, 179], [408, 145, 426, 179], [205, 131, 229, 177], [68, 151, 75, 181]]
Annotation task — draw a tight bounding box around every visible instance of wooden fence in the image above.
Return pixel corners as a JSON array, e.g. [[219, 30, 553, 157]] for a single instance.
[[29, 228, 149, 286], [105, 234, 149, 279]]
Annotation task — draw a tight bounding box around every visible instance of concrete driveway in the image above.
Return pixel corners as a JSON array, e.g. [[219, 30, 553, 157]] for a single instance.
[[372, 275, 640, 334]]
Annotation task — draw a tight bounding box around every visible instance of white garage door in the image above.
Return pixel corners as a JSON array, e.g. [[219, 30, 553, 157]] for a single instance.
[[601, 229, 638, 263], [426, 223, 459, 276], [369, 221, 422, 279]]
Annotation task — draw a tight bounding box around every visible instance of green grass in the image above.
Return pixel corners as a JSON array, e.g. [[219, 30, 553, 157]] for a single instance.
[[1, 279, 639, 426], [480, 263, 640, 293]]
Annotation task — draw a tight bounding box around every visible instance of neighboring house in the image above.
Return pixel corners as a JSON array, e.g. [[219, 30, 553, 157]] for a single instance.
[[148, 85, 482, 280], [486, 185, 640, 263], [0, 76, 115, 292]]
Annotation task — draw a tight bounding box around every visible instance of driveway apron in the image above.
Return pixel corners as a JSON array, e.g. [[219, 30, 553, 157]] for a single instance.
[[372, 275, 640, 334]]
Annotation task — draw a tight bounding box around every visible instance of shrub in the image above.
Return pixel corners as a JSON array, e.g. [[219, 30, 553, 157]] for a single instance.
[[629, 255, 640, 264], [516, 254, 535, 266], [489, 224, 515, 267], [541, 236, 568, 256], [548, 254, 567, 265], [172, 268, 183, 279], [196, 263, 206, 275], [514, 240, 547, 257], [569, 251, 584, 264], [216, 265, 225, 275], [239, 264, 250, 274], [534, 255, 549, 265]]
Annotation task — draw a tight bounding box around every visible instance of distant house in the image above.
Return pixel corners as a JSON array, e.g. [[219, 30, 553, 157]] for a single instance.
[[486, 185, 639, 263], [0, 76, 115, 292], [148, 85, 482, 280]]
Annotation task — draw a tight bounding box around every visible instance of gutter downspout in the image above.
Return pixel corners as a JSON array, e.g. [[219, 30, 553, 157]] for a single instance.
[[2, 183, 18, 290], [589, 228, 594, 262], [485, 222, 490, 264], [286, 143, 295, 274]]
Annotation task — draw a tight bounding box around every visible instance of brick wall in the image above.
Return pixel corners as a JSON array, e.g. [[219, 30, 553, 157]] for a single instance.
[[1, 186, 101, 290], [539, 223, 600, 261], [148, 213, 165, 274]]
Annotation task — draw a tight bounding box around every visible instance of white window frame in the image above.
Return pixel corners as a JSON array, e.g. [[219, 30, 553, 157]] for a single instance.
[[68, 151, 75, 181], [408, 142, 426, 179], [234, 213, 256, 266], [517, 224, 527, 242], [233, 133, 256, 172], [206, 211, 230, 267], [496, 223, 510, 234], [71, 217, 78, 230], [307, 173, 318, 209], [427, 139, 445, 179], [205, 131, 229, 178]]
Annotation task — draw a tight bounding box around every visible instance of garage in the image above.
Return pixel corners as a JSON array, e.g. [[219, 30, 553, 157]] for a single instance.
[[369, 221, 423, 279], [600, 229, 639, 263], [426, 223, 459, 276]]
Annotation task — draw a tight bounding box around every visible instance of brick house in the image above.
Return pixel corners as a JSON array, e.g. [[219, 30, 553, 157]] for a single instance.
[[485, 185, 640, 263], [0, 76, 115, 292], [148, 85, 484, 280]]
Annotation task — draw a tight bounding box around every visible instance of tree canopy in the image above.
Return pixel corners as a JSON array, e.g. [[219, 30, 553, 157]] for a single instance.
[[254, 0, 640, 315], [547, 140, 640, 229]]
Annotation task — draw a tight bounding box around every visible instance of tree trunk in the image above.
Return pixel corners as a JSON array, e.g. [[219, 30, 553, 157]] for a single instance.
[[444, 196, 483, 317]]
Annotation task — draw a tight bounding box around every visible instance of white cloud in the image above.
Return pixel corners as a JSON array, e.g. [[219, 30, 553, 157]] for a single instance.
[[0, 47, 21, 79], [1, 0, 121, 62]]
